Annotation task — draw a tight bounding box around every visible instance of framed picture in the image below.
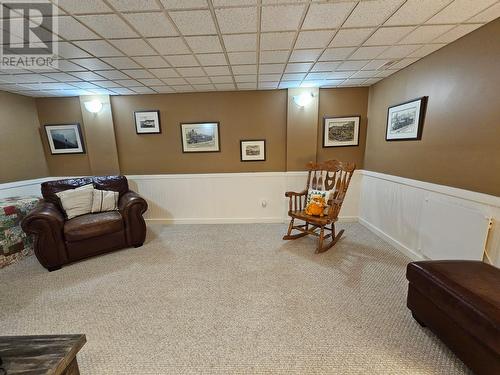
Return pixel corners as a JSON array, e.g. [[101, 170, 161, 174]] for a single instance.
[[323, 116, 360, 147], [386, 96, 428, 141], [240, 140, 266, 162], [44, 123, 85, 155], [134, 110, 161, 134], [181, 122, 220, 153]]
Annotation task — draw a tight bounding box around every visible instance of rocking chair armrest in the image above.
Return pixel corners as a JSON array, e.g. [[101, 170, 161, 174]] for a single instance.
[[285, 190, 308, 198]]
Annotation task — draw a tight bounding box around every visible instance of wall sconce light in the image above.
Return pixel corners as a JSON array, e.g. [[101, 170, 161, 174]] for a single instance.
[[292, 92, 314, 107], [84, 99, 103, 113]]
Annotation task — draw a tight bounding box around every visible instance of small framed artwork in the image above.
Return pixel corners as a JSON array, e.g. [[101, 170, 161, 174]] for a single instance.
[[323, 116, 360, 147], [386, 96, 428, 141], [44, 123, 85, 155], [240, 140, 266, 162], [181, 122, 220, 153], [134, 110, 161, 134]]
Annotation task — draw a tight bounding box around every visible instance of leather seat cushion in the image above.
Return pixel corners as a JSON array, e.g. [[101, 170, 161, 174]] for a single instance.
[[407, 260, 500, 353], [64, 211, 123, 242]]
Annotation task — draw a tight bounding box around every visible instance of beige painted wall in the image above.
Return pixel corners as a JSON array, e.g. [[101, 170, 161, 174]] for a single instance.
[[0, 91, 49, 183], [317, 87, 368, 169], [36, 97, 92, 177], [364, 19, 500, 196], [110, 90, 287, 174]]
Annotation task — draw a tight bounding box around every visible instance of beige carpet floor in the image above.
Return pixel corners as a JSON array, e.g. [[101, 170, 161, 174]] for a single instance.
[[0, 223, 471, 374]]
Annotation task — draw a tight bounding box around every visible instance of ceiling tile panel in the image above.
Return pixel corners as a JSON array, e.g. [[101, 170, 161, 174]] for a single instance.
[[57, 17, 100, 40], [185, 36, 223, 53], [107, 0, 161, 12], [302, 2, 356, 29], [77, 15, 139, 38], [319, 47, 356, 61], [169, 10, 217, 35], [289, 49, 323, 62], [216, 7, 258, 34], [232, 65, 257, 74], [433, 24, 483, 43], [427, 0, 497, 24], [343, 0, 405, 28], [467, 2, 500, 23], [295, 30, 335, 49], [228, 52, 257, 64], [330, 28, 375, 48], [101, 57, 142, 69], [398, 25, 455, 44], [164, 54, 199, 67], [133, 56, 170, 68], [364, 27, 414, 46], [110, 39, 157, 56], [385, 0, 452, 26], [223, 34, 257, 52], [260, 32, 295, 50], [349, 46, 387, 60], [73, 41, 124, 57], [124, 13, 178, 37], [58, 0, 112, 14], [260, 50, 289, 63], [149, 37, 190, 55], [261, 5, 304, 32], [196, 53, 227, 66], [204, 66, 231, 76], [160, 0, 208, 10]]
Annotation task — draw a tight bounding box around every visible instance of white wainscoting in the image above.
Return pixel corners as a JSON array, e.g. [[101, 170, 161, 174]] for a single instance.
[[0, 177, 50, 199], [358, 170, 500, 267]]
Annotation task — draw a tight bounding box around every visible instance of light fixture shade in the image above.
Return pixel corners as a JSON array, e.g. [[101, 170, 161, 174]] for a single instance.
[[84, 99, 103, 113], [292, 92, 313, 107]]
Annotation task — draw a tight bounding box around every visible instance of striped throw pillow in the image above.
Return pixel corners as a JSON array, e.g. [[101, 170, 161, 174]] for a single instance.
[[91, 189, 119, 213]]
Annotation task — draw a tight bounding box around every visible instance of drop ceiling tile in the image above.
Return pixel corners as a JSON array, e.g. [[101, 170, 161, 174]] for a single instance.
[[231, 65, 257, 74], [337, 60, 369, 71], [339, 78, 367, 86], [361, 59, 392, 70], [70, 82, 102, 89], [258, 82, 278, 89], [107, 0, 161, 11], [260, 50, 289, 63], [408, 44, 446, 58], [388, 57, 419, 70], [165, 54, 199, 67], [160, 0, 207, 9], [319, 47, 355, 61], [196, 53, 227, 66], [282, 73, 306, 81], [112, 87, 137, 95], [350, 70, 379, 79], [204, 66, 230, 76], [124, 13, 178, 37], [114, 79, 144, 86], [133, 86, 156, 94], [433, 24, 483, 43], [210, 76, 233, 84], [364, 27, 414, 46], [344, 0, 405, 27], [215, 7, 257, 34], [385, 0, 452, 26], [467, 2, 500, 23], [149, 37, 190, 55], [89, 88, 116, 95], [223, 34, 257, 52], [186, 36, 222, 53], [259, 64, 285, 74], [427, 0, 497, 24], [349, 46, 387, 60], [311, 61, 341, 72], [110, 39, 157, 57], [302, 2, 356, 29], [153, 86, 175, 93], [398, 25, 454, 44], [215, 83, 235, 90], [305, 72, 331, 80], [234, 75, 257, 83], [177, 67, 205, 76], [58, 0, 112, 14], [259, 73, 281, 81], [376, 69, 397, 77], [121, 69, 154, 79], [284, 62, 313, 73], [228, 52, 257, 65], [214, 0, 256, 7], [322, 79, 345, 87], [138, 78, 164, 86], [295, 30, 335, 49], [162, 78, 188, 85], [57, 60, 88, 72], [91, 80, 122, 88], [36, 82, 79, 90], [102, 57, 141, 69], [260, 32, 295, 50], [149, 68, 179, 78], [169, 10, 216, 35], [70, 71, 106, 81], [8, 74, 54, 83], [278, 81, 301, 89], [261, 5, 304, 32], [193, 84, 215, 91], [330, 28, 374, 48], [73, 41, 124, 57], [289, 49, 322, 62], [363, 77, 383, 85], [95, 70, 130, 80], [133, 56, 170, 68], [57, 16, 100, 40], [377, 44, 421, 58], [71, 58, 113, 70], [172, 85, 194, 92], [77, 15, 138, 38], [57, 42, 92, 59]]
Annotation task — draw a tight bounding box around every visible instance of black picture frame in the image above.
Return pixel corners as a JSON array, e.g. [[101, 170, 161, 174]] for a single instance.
[[322, 115, 361, 148], [44, 123, 86, 155], [134, 110, 161, 134], [180, 122, 221, 153], [240, 139, 266, 162], [386, 96, 428, 141]]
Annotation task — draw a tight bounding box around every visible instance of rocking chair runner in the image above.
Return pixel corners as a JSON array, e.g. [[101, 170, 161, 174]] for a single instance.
[[283, 160, 356, 253]]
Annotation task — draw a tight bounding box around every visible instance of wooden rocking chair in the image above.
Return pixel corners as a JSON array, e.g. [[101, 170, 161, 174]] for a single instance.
[[283, 160, 356, 253]]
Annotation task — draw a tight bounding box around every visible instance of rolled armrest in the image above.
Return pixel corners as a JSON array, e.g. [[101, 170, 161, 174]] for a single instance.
[[21, 202, 67, 270], [118, 190, 148, 246]]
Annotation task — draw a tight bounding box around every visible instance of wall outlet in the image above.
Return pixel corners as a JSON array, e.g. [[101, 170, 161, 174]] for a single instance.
[[261, 199, 267, 208]]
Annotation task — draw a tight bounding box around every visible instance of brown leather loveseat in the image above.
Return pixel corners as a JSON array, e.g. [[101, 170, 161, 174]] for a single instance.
[[22, 176, 148, 271]]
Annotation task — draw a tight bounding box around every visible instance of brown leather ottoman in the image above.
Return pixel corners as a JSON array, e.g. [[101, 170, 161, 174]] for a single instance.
[[406, 260, 500, 375]]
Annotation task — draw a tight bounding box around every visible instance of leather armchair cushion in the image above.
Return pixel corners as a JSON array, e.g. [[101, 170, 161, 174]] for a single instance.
[[407, 260, 500, 353], [64, 211, 123, 242]]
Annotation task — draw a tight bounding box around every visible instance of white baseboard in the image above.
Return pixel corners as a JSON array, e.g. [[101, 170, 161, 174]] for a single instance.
[[358, 217, 424, 261], [146, 217, 286, 224]]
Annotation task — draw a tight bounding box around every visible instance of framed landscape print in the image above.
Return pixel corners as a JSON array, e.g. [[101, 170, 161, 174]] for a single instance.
[[134, 110, 161, 134], [386, 97, 428, 141], [240, 140, 266, 162], [44, 124, 85, 155], [181, 122, 220, 153], [323, 116, 360, 147]]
